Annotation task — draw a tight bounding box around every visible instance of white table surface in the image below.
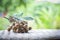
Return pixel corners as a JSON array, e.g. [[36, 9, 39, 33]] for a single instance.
[[0, 29, 60, 40]]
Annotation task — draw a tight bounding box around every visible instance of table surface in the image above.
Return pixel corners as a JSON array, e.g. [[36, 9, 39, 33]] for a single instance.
[[0, 29, 60, 40]]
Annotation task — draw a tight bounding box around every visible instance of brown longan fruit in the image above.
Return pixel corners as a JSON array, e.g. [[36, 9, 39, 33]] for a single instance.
[[29, 27, 32, 30], [9, 16, 16, 23], [7, 26, 12, 31]]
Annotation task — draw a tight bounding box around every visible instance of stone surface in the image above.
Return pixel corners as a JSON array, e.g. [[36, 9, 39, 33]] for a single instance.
[[0, 30, 60, 40]]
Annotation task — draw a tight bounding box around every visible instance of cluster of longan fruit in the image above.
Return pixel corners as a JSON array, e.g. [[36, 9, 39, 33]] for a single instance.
[[7, 21, 32, 33], [7, 16, 32, 33]]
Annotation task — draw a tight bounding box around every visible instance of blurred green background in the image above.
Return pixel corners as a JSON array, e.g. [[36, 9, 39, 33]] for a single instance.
[[0, 0, 60, 30]]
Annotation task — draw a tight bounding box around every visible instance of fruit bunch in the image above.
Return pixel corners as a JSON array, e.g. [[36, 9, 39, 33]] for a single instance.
[[7, 20, 32, 33], [5, 16, 32, 33]]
